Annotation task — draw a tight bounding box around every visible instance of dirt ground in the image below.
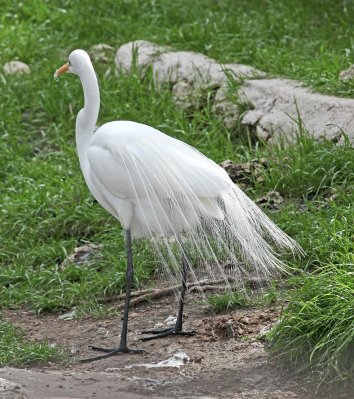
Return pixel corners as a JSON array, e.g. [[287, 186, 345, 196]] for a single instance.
[[0, 293, 351, 399]]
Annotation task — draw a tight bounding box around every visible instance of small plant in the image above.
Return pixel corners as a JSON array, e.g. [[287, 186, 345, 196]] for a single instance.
[[0, 320, 67, 367], [208, 289, 250, 313], [262, 282, 279, 306]]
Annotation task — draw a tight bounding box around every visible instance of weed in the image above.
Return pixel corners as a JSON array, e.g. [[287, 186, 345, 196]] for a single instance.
[[0, 320, 68, 367], [270, 265, 354, 384], [208, 290, 250, 313]]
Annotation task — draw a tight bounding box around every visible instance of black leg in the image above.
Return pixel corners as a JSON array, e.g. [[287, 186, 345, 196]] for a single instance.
[[80, 229, 144, 363], [141, 249, 196, 341], [118, 227, 134, 349], [175, 250, 188, 331]]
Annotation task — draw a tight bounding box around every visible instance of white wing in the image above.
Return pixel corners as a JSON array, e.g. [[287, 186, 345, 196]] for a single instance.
[[86, 121, 233, 236]]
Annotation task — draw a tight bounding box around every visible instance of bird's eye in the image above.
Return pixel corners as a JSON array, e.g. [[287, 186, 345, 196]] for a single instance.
[[68, 60, 71, 66]]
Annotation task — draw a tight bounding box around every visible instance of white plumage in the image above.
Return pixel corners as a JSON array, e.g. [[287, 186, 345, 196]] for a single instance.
[[87, 121, 230, 236], [55, 49, 301, 360]]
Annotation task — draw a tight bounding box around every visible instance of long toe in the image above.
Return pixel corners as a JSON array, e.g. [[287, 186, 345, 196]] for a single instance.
[[141, 327, 174, 335], [90, 346, 117, 353], [80, 347, 145, 363], [141, 328, 196, 342]]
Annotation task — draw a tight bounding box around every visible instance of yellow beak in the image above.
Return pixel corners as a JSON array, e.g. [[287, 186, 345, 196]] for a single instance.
[[54, 62, 69, 78]]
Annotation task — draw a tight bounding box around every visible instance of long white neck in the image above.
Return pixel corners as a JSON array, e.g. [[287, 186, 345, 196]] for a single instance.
[[75, 62, 100, 173]]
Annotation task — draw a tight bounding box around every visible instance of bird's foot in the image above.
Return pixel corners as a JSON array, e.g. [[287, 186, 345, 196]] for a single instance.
[[141, 327, 196, 341], [79, 345, 145, 363]]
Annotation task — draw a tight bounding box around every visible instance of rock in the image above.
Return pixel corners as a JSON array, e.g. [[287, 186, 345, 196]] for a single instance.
[[339, 64, 354, 81], [90, 44, 114, 63], [70, 342, 80, 355], [259, 324, 272, 336], [239, 78, 354, 144], [3, 61, 30, 75], [115, 40, 354, 145], [164, 315, 177, 326], [116, 40, 263, 85], [0, 378, 28, 399], [172, 79, 197, 109], [153, 315, 177, 330], [211, 84, 240, 129], [219, 159, 268, 188], [256, 190, 284, 210], [115, 40, 169, 72], [58, 308, 77, 320], [115, 40, 264, 111], [59, 243, 102, 269], [225, 319, 235, 339]]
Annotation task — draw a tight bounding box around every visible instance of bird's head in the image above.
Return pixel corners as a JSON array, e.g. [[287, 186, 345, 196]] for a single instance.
[[54, 49, 91, 78]]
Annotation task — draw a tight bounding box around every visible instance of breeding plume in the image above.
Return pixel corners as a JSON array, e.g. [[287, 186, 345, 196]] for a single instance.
[[55, 49, 300, 362]]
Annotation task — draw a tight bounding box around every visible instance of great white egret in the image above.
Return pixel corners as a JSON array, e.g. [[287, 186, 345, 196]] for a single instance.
[[55, 49, 301, 362]]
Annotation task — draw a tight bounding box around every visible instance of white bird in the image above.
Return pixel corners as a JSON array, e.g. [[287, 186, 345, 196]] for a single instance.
[[55, 49, 301, 362]]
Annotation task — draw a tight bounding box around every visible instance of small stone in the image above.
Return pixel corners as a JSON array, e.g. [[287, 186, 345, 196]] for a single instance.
[[90, 44, 115, 63], [96, 327, 108, 336], [3, 61, 30, 75], [240, 316, 250, 324], [339, 64, 354, 81], [236, 326, 245, 335], [256, 190, 284, 210], [219, 159, 267, 186], [164, 315, 177, 326], [105, 367, 121, 373], [70, 342, 80, 355], [58, 308, 77, 320], [259, 324, 272, 336], [60, 243, 103, 269], [225, 319, 235, 339]]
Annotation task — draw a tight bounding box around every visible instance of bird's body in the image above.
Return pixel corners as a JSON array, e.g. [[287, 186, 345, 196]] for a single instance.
[[84, 120, 232, 237], [55, 49, 301, 361]]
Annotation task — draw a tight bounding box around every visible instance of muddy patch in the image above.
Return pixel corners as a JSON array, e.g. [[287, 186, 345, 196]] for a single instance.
[[0, 295, 349, 399]]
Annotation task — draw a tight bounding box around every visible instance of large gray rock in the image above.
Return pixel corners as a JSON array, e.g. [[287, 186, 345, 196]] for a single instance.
[[239, 78, 354, 143], [115, 40, 263, 109], [115, 40, 354, 144], [115, 40, 262, 85]]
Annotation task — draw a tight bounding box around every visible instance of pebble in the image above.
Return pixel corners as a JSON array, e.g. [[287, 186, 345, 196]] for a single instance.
[[339, 64, 354, 81], [90, 44, 114, 62], [3, 60, 30, 75]]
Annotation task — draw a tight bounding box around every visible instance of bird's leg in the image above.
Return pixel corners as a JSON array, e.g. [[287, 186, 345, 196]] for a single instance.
[[80, 229, 144, 362], [175, 250, 188, 332], [141, 249, 196, 341]]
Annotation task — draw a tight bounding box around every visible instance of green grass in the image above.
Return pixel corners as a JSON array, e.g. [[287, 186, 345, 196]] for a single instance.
[[270, 265, 354, 385], [0, 320, 67, 367], [0, 0, 353, 384], [208, 290, 250, 312], [2, 0, 354, 96], [207, 282, 282, 312]]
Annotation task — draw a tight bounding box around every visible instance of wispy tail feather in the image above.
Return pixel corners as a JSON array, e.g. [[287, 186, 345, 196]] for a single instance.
[[117, 140, 302, 286]]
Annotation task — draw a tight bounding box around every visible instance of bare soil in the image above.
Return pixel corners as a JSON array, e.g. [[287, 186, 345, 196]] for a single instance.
[[0, 294, 351, 399]]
